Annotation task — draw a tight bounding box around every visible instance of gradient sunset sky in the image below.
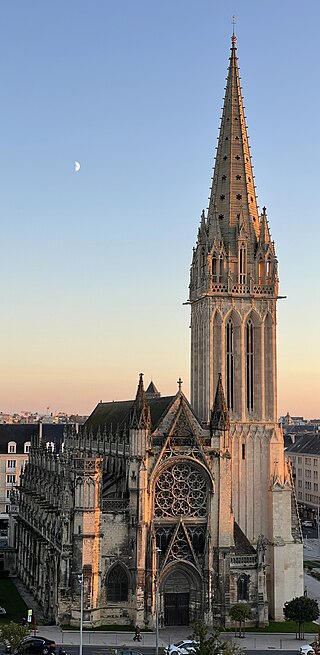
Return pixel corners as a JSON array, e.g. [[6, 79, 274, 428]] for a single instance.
[[0, 0, 319, 418]]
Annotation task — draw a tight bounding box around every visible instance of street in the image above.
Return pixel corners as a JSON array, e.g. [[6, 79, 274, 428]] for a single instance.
[[60, 650, 298, 655]]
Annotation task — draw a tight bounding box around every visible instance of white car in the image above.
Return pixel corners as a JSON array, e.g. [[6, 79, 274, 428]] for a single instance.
[[165, 641, 198, 655], [299, 646, 315, 655], [301, 520, 313, 528]]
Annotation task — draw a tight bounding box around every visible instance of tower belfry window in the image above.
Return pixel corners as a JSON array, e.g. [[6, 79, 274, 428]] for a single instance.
[[239, 246, 246, 284], [226, 319, 234, 410], [246, 320, 254, 412], [266, 259, 272, 283], [258, 259, 264, 284], [212, 255, 217, 282]]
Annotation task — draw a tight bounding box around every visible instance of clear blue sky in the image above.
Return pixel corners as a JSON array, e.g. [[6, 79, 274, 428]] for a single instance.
[[0, 0, 319, 417]]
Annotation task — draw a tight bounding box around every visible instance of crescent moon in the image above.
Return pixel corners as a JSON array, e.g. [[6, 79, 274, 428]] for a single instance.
[[74, 161, 81, 172]]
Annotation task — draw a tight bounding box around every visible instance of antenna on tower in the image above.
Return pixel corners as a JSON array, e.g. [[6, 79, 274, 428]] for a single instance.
[[232, 15, 236, 36]]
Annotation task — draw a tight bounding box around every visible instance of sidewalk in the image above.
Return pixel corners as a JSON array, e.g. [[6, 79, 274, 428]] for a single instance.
[[36, 625, 317, 650]]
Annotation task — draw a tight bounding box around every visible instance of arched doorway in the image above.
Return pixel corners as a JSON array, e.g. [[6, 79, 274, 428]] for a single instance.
[[161, 563, 202, 626]]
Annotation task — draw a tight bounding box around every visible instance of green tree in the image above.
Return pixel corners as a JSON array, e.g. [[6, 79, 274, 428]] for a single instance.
[[190, 619, 244, 655], [0, 621, 31, 653], [284, 596, 319, 639], [229, 603, 252, 637]]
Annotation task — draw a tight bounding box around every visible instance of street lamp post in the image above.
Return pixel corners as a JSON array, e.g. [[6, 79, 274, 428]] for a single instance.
[[78, 572, 84, 655], [155, 547, 161, 655]]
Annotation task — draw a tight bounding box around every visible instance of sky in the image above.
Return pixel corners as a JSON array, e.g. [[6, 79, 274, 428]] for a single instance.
[[0, 0, 319, 418]]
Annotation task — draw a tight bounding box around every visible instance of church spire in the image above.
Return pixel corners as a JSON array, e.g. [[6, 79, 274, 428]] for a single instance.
[[210, 374, 230, 433], [130, 373, 151, 429], [207, 34, 259, 256]]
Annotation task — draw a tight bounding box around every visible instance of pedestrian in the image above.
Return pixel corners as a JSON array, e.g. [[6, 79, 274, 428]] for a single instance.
[[133, 625, 141, 642]]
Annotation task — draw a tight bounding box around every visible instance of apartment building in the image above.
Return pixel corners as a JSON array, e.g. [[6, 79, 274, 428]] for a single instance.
[[286, 435, 320, 515]]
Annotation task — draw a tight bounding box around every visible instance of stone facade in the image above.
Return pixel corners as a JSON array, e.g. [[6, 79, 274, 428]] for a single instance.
[[15, 34, 303, 627], [17, 377, 268, 627]]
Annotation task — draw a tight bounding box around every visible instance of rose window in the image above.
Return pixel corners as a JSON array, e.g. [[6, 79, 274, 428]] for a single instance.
[[154, 463, 207, 518]]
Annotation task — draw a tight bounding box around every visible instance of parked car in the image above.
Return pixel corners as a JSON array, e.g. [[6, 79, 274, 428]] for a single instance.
[[14, 637, 56, 655], [117, 650, 143, 655], [301, 521, 313, 528], [299, 646, 315, 655], [165, 641, 199, 655]]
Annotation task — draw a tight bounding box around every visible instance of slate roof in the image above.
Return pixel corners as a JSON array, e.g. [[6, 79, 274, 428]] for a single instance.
[[234, 521, 256, 555], [85, 396, 176, 434], [286, 434, 320, 456], [0, 424, 64, 454], [146, 381, 160, 397]]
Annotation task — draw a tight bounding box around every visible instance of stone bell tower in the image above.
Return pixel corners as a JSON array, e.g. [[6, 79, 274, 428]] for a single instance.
[[189, 33, 303, 619]]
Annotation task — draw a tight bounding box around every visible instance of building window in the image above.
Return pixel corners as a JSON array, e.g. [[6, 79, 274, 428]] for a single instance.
[[106, 565, 128, 602], [8, 442, 16, 454], [266, 258, 271, 282], [314, 471, 318, 480], [298, 468, 302, 476], [226, 319, 234, 410], [298, 492, 302, 499], [5, 505, 10, 514], [242, 443, 246, 460], [237, 574, 249, 601], [6, 475, 16, 484], [7, 460, 16, 470], [212, 255, 217, 282], [314, 484, 318, 492], [24, 442, 31, 454], [239, 246, 246, 284], [246, 320, 254, 412], [306, 470, 311, 478], [314, 459, 318, 467], [258, 259, 264, 284], [306, 458, 311, 465], [6, 490, 11, 499], [298, 457, 302, 464]]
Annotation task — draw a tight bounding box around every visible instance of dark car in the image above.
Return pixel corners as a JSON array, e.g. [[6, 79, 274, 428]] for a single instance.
[[14, 637, 56, 655]]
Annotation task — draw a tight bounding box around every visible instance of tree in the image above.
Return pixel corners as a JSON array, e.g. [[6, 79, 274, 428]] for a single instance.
[[191, 619, 244, 655], [284, 596, 319, 639], [229, 604, 252, 637], [0, 622, 31, 653]]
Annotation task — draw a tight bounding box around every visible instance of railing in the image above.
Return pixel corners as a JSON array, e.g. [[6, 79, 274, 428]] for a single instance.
[[101, 499, 129, 513], [230, 554, 257, 567]]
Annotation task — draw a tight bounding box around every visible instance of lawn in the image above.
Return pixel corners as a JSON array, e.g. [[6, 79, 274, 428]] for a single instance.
[[304, 560, 320, 569], [242, 620, 318, 633], [0, 579, 28, 624]]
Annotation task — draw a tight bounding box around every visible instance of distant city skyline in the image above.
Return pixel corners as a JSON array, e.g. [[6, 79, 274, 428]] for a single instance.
[[0, 0, 319, 418]]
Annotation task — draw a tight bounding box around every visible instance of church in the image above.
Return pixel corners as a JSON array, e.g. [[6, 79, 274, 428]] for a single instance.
[[16, 34, 303, 627]]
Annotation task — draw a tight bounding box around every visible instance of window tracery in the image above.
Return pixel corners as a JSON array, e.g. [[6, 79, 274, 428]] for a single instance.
[[106, 564, 128, 602], [154, 463, 207, 518]]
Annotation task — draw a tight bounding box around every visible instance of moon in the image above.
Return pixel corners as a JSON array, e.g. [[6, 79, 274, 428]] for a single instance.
[[74, 161, 81, 172]]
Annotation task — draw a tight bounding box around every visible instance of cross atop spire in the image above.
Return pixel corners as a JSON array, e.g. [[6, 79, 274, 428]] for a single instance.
[[232, 15, 236, 40]]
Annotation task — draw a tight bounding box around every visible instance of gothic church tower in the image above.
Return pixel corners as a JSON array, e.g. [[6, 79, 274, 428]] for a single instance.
[[189, 34, 303, 619]]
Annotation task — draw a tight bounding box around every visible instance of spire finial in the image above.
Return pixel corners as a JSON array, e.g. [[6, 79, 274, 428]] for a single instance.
[[231, 15, 236, 46], [177, 377, 183, 392]]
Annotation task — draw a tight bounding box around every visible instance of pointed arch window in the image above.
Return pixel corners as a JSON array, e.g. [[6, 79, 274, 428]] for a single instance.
[[258, 259, 264, 284], [212, 254, 217, 282], [246, 320, 254, 412], [239, 246, 246, 284], [226, 319, 234, 410], [266, 258, 272, 283], [219, 255, 224, 282], [107, 565, 128, 602], [201, 248, 206, 279]]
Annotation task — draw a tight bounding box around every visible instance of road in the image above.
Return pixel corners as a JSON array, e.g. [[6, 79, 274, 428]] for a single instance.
[[61, 649, 298, 655]]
